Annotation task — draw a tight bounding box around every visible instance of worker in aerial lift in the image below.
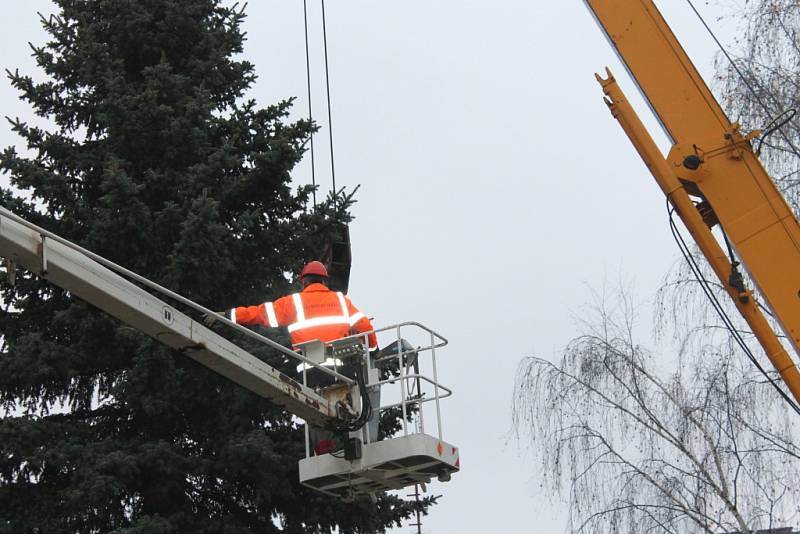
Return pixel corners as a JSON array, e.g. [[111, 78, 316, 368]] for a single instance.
[[210, 260, 379, 454], [225, 261, 378, 355]]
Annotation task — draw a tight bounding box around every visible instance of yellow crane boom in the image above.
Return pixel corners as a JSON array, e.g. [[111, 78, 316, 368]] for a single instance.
[[586, 0, 800, 403]]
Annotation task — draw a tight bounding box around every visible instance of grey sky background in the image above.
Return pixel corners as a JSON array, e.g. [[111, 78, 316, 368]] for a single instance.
[[0, 1, 740, 532]]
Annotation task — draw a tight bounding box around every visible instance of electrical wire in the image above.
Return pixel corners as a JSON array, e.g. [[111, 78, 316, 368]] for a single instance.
[[302, 0, 317, 209], [683, 278, 780, 322], [756, 109, 797, 155], [320, 0, 337, 206], [684, 1, 800, 274], [720, 227, 737, 267], [685, 0, 800, 161], [678, 2, 800, 414], [667, 196, 800, 415]]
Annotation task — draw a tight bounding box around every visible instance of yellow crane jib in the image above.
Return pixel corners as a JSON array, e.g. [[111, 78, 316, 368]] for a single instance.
[[586, 0, 800, 404]]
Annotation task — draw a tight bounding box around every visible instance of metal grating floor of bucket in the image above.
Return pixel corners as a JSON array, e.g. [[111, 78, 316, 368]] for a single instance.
[[299, 433, 460, 499]]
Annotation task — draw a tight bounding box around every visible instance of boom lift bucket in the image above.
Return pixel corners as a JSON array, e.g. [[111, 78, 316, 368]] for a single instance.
[[296, 325, 460, 500]]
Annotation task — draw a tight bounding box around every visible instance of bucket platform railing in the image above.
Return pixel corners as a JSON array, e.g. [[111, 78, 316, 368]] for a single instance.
[[297, 323, 460, 500]]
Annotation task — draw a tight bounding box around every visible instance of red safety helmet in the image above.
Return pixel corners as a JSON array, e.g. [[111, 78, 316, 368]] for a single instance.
[[300, 260, 329, 279]]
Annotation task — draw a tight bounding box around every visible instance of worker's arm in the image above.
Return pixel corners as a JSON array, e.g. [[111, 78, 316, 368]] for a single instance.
[[229, 303, 268, 326], [346, 297, 378, 352], [230, 295, 294, 328]]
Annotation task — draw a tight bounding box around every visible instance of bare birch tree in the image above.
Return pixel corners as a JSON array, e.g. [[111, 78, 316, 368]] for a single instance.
[[513, 4, 800, 532], [715, 0, 800, 208], [513, 289, 800, 534]]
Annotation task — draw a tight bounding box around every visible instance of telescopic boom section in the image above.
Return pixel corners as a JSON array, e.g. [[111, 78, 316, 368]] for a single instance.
[[0, 207, 336, 425], [586, 0, 800, 402]]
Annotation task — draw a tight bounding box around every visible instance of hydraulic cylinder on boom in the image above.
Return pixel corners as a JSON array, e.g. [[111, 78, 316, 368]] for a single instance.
[[585, 0, 800, 405]]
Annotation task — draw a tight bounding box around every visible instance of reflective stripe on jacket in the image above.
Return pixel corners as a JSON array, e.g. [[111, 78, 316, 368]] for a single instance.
[[230, 283, 378, 350]]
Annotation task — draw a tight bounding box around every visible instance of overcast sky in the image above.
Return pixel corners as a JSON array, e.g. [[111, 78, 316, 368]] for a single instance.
[[0, 1, 740, 532]]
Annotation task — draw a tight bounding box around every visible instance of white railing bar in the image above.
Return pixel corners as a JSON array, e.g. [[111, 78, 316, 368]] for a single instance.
[[397, 324, 408, 436], [378, 395, 452, 412], [337, 322, 448, 350], [430, 330, 443, 440], [362, 342, 372, 446], [373, 375, 453, 397]]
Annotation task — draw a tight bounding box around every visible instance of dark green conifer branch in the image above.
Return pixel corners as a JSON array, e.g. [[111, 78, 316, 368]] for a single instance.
[[0, 2, 430, 531]]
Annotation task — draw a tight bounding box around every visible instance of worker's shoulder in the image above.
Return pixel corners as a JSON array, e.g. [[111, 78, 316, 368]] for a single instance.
[[273, 293, 296, 306], [301, 283, 332, 295]]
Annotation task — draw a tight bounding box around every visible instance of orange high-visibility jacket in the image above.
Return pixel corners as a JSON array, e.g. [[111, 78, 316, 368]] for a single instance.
[[230, 283, 378, 351]]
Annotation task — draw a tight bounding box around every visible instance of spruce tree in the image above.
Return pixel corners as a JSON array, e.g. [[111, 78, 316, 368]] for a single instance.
[[0, 1, 429, 532]]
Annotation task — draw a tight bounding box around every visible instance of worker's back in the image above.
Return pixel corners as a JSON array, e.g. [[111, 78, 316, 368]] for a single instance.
[[278, 283, 354, 346], [231, 282, 378, 351]]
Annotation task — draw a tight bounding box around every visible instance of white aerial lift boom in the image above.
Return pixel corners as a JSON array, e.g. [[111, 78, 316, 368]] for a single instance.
[[0, 205, 459, 500]]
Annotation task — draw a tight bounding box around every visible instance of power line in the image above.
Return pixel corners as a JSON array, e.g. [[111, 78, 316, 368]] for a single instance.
[[302, 0, 317, 209], [320, 0, 337, 205], [666, 197, 800, 416]]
